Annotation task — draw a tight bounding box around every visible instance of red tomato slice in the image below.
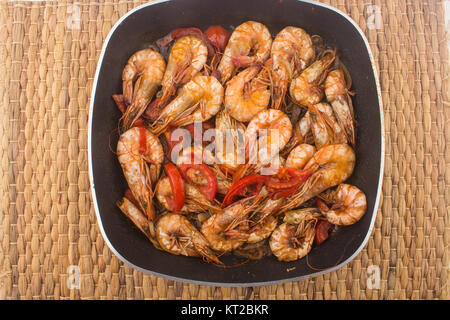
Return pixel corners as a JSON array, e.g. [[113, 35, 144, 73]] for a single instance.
[[266, 168, 312, 190], [179, 163, 217, 202], [164, 163, 185, 212], [315, 220, 333, 245], [112, 94, 127, 113], [204, 26, 230, 52], [138, 125, 147, 155], [222, 174, 268, 207], [124, 189, 140, 208]]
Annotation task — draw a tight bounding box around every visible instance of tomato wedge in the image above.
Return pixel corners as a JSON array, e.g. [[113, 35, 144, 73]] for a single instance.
[[124, 189, 140, 208], [222, 174, 268, 207], [204, 25, 230, 52], [315, 220, 334, 245], [112, 94, 127, 113], [163, 163, 185, 212], [266, 168, 312, 191], [179, 163, 217, 202]]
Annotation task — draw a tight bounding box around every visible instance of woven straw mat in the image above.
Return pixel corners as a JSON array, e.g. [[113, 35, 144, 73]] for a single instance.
[[0, 0, 448, 300]]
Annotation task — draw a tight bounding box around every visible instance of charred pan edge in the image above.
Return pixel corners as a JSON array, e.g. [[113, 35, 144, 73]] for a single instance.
[[88, 0, 385, 287]]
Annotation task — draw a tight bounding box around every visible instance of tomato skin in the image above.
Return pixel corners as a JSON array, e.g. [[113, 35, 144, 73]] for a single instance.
[[138, 125, 147, 155], [204, 25, 230, 52], [163, 163, 185, 212], [315, 220, 333, 245], [112, 94, 127, 113], [124, 189, 140, 208], [222, 174, 268, 207], [179, 163, 217, 202], [223, 168, 311, 206], [266, 168, 312, 191], [142, 98, 167, 121]]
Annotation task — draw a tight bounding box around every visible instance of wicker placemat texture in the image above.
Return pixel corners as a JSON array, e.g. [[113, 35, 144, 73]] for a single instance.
[[0, 0, 448, 300]]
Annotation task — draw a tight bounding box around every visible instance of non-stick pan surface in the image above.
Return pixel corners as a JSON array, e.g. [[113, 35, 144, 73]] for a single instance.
[[89, 0, 384, 286]]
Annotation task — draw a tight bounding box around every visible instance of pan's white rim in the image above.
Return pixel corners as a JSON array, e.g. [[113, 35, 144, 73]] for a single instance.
[[88, 0, 385, 287]]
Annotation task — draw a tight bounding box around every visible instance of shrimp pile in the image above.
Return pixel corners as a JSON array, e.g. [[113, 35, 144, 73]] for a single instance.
[[110, 21, 366, 266]]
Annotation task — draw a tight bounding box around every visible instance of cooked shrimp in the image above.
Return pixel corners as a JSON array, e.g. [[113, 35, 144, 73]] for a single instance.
[[225, 215, 278, 244], [289, 50, 336, 107], [247, 215, 278, 243], [152, 75, 224, 135], [269, 208, 320, 262], [156, 213, 222, 264], [309, 102, 347, 149], [224, 193, 285, 244], [215, 110, 247, 170], [117, 126, 164, 220], [224, 65, 271, 122], [245, 109, 292, 165], [155, 176, 221, 214], [282, 111, 314, 156], [281, 143, 356, 212], [317, 184, 366, 225], [159, 36, 208, 104], [117, 196, 161, 249], [285, 143, 316, 169], [201, 193, 266, 252], [271, 26, 315, 109], [229, 109, 291, 180], [325, 69, 356, 146], [200, 201, 248, 252], [217, 21, 272, 83], [121, 49, 166, 130]]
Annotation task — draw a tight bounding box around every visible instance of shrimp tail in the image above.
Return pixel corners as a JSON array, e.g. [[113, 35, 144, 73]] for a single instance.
[[117, 197, 161, 250], [232, 55, 256, 68]]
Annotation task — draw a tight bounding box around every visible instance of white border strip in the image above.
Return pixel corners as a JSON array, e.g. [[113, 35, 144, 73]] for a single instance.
[[88, 0, 385, 287]]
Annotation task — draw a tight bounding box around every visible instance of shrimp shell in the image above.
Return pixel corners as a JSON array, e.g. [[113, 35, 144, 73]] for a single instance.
[[285, 143, 316, 169], [271, 26, 315, 109], [117, 126, 164, 220], [217, 21, 272, 83], [245, 109, 292, 163], [309, 102, 347, 149], [224, 65, 271, 122], [325, 69, 356, 146], [200, 193, 267, 252], [160, 36, 208, 103], [215, 110, 247, 170], [281, 143, 356, 212], [121, 49, 166, 130], [289, 51, 335, 107], [152, 75, 224, 135], [156, 213, 222, 264], [269, 218, 316, 262], [319, 184, 367, 226], [117, 197, 161, 249]]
